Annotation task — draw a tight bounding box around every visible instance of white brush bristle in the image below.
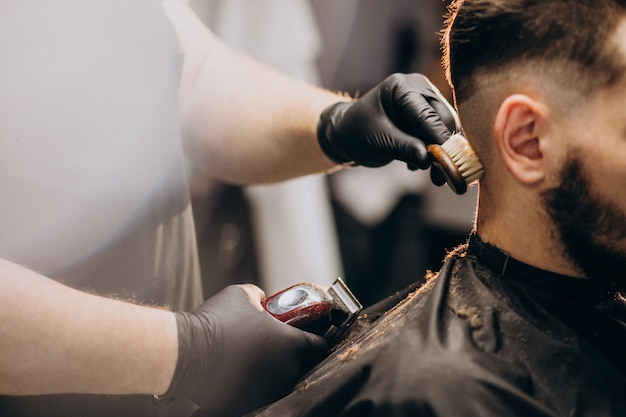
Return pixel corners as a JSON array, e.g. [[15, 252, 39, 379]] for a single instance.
[[441, 134, 484, 184]]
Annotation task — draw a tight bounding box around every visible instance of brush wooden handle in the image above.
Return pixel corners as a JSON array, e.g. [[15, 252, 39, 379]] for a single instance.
[[427, 144, 468, 195]]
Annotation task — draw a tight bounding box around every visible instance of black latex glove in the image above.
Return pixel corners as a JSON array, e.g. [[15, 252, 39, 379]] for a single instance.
[[317, 73, 460, 184], [160, 285, 328, 416]]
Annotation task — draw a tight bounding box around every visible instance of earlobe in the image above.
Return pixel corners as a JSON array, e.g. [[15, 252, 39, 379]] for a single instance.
[[493, 94, 546, 185]]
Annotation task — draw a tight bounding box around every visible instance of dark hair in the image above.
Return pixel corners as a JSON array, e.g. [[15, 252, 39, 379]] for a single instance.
[[443, 0, 626, 104]]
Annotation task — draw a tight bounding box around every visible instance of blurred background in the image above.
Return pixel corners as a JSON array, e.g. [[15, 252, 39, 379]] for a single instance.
[[187, 0, 478, 307]]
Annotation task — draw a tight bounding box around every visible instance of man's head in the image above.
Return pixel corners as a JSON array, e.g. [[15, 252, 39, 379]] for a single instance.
[[442, 0, 626, 285]]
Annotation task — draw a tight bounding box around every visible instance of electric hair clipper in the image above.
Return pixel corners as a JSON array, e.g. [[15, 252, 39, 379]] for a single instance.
[[262, 277, 362, 339]]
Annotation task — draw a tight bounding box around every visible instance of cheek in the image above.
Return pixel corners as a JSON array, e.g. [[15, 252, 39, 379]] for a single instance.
[[572, 129, 626, 208], [587, 159, 626, 211], [586, 177, 626, 250]]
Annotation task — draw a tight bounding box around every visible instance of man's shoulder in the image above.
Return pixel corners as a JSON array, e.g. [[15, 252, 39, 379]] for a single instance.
[[257, 257, 535, 416]]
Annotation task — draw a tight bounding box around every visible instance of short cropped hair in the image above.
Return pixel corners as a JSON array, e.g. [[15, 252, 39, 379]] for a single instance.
[[443, 0, 626, 106]]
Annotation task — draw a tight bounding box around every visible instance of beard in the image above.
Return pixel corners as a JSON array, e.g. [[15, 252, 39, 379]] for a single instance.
[[541, 156, 626, 292]]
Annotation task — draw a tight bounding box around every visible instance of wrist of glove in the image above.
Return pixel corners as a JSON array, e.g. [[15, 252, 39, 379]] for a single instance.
[[159, 285, 327, 416], [317, 73, 460, 173], [317, 102, 355, 165]]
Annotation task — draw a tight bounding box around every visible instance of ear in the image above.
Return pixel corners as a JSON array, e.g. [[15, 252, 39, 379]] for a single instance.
[[493, 94, 547, 185]]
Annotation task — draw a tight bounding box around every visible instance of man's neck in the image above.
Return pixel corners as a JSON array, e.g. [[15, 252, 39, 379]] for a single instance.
[[475, 200, 584, 279]]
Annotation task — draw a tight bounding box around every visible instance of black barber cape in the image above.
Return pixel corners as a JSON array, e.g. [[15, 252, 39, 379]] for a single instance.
[[252, 235, 626, 417]]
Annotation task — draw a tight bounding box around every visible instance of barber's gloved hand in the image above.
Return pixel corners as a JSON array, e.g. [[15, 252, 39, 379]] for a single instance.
[[161, 284, 328, 416], [318, 73, 460, 179]]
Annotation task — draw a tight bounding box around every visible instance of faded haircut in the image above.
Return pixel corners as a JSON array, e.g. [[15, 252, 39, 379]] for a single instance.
[[442, 0, 626, 106]]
